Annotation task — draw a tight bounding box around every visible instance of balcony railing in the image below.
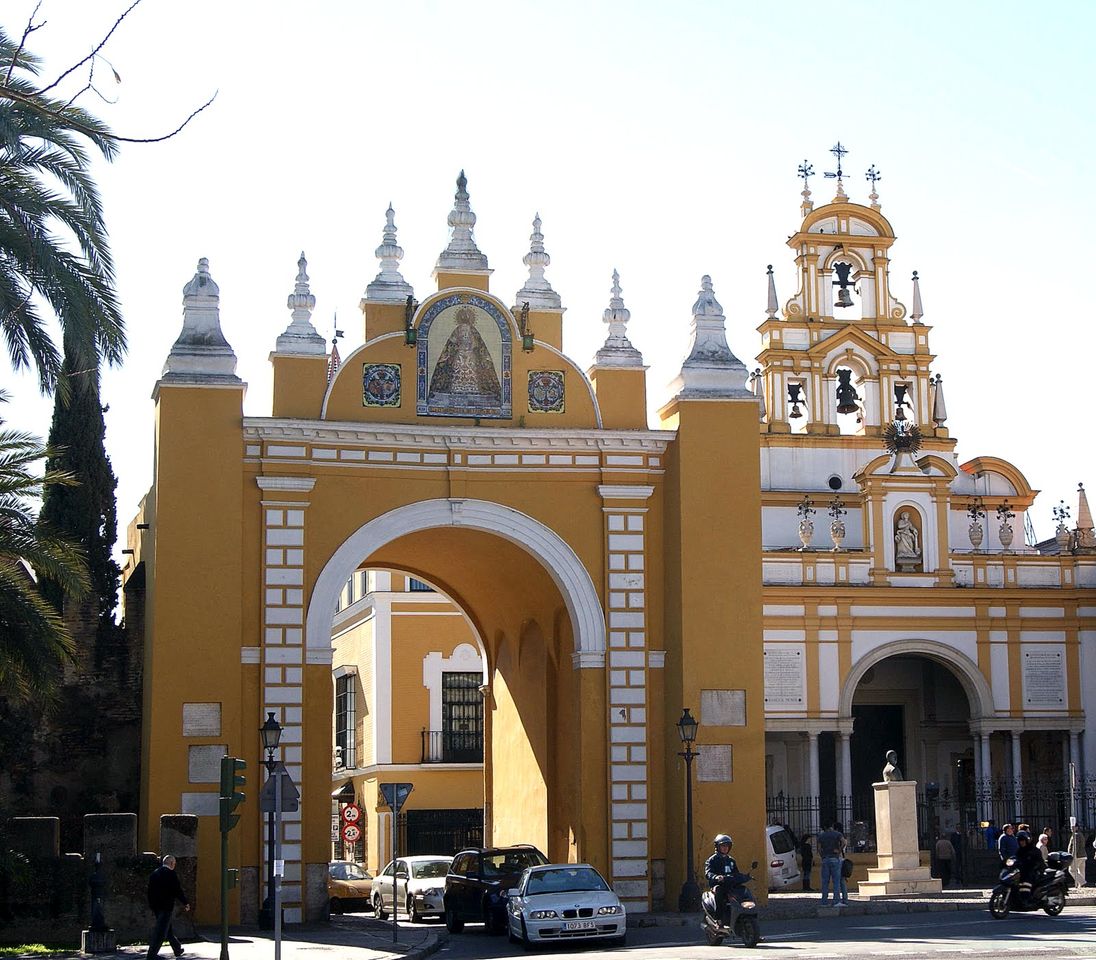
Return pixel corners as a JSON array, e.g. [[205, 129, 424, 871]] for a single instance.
[[421, 729, 483, 764]]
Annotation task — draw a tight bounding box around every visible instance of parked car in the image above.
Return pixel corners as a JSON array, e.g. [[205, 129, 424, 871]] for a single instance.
[[327, 861, 373, 914], [370, 855, 453, 922], [506, 863, 626, 948], [444, 844, 548, 933], [766, 825, 802, 890]]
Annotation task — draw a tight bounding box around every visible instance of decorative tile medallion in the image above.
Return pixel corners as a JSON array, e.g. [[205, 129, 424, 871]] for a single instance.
[[528, 370, 565, 413], [362, 363, 401, 407], [416, 293, 512, 419]]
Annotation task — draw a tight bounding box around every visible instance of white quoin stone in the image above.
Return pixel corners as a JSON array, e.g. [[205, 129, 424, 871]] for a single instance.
[[162, 258, 241, 382], [435, 170, 490, 274], [593, 270, 643, 368], [275, 252, 326, 355], [667, 275, 751, 400], [514, 213, 562, 310], [364, 204, 414, 303]]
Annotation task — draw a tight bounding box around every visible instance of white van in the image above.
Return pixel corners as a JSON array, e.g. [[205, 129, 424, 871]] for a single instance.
[[766, 825, 802, 891]]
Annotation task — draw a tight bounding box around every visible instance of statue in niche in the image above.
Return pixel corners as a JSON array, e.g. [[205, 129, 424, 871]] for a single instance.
[[894, 510, 921, 561], [882, 749, 904, 782]]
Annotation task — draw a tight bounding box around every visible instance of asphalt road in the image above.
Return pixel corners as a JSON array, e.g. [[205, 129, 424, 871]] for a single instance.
[[399, 905, 1096, 959]]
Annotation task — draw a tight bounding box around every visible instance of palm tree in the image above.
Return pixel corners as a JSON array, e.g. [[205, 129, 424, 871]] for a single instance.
[[0, 400, 89, 702], [0, 24, 125, 394]]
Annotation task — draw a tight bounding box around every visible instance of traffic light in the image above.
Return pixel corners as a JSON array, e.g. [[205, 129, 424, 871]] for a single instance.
[[219, 756, 246, 833]]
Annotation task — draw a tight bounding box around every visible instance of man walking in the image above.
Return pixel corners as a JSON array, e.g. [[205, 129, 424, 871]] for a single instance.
[[147, 855, 190, 960], [817, 822, 844, 905]]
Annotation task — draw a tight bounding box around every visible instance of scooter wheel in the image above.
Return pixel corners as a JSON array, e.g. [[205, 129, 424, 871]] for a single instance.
[[704, 925, 725, 946], [738, 917, 761, 948], [989, 888, 1010, 919], [1043, 891, 1065, 916]]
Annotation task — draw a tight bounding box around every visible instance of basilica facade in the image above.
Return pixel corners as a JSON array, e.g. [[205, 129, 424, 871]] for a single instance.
[[123, 168, 1094, 924]]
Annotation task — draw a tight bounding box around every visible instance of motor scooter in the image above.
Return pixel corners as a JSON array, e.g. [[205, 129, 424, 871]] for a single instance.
[[701, 860, 761, 948], [989, 851, 1072, 919]]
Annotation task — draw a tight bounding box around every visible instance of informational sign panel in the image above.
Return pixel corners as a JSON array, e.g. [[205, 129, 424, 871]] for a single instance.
[[763, 645, 807, 708], [1022, 648, 1065, 706], [259, 762, 300, 813]]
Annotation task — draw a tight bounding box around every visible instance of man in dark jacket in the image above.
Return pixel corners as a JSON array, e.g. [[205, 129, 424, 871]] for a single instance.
[[147, 855, 190, 960], [704, 834, 753, 925], [799, 834, 814, 891], [1013, 831, 1043, 904]]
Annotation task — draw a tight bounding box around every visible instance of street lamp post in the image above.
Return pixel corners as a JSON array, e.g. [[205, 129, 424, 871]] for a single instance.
[[676, 707, 701, 912], [258, 712, 282, 931]]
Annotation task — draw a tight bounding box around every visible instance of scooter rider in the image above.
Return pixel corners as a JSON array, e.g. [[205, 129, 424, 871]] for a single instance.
[[1013, 830, 1043, 903], [705, 834, 754, 924]]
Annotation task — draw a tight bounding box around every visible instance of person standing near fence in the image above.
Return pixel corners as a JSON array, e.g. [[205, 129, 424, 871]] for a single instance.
[[998, 823, 1018, 863], [817, 822, 843, 905], [799, 833, 814, 892], [948, 826, 964, 885], [934, 834, 954, 888]]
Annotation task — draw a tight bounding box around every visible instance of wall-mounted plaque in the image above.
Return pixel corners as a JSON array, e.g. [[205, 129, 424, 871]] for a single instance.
[[528, 370, 565, 413], [183, 702, 221, 737], [697, 744, 733, 782], [362, 363, 401, 407], [701, 689, 746, 726], [1022, 648, 1065, 706], [764, 645, 806, 707]]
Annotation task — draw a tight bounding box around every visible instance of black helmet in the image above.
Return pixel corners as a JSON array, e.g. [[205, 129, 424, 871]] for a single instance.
[[1016, 830, 1031, 842], [714, 834, 733, 850]]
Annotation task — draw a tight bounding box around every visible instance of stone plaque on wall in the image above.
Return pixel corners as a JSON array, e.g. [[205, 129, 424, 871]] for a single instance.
[[701, 689, 746, 726], [764, 645, 806, 707], [188, 744, 227, 783], [180, 792, 219, 817], [697, 744, 733, 782], [183, 702, 221, 736], [1022, 648, 1065, 706]]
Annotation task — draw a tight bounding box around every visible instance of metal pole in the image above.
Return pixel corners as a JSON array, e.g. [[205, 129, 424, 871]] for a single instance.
[[260, 754, 275, 930], [274, 772, 282, 960], [1070, 761, 1077, 825], [391, 811, 398, 943], [219, 826, 229, 960], [678, 745, 701, 911]]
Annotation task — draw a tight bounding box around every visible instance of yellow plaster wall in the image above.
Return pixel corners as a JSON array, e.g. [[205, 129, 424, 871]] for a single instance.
[[271, 354, 328, 419]]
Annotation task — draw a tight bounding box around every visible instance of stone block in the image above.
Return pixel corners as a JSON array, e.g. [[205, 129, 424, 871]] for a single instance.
[[160, 815, 199, 858], [81, 928, 117, 953], [83, 814, 137, 862], [8, 817, 60, 859]]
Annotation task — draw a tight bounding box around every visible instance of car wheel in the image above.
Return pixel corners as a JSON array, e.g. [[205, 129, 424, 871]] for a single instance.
[[329, 897, 341, 915], [989, 888, 1010, 919], [373, 893, 388, 921], [1043, 890, 1065, 916], [444, 903, 464, 933], [407, 895, 421, 924]]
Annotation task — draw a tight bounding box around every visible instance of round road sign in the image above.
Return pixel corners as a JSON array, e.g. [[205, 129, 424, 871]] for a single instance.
[[341, 822, 361, 844], [341, 803, 361, 824]]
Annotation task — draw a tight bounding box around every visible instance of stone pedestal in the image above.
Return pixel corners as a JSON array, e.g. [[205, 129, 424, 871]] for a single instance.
[[858, 780, 942, 898], [80, 928, 117, 954]]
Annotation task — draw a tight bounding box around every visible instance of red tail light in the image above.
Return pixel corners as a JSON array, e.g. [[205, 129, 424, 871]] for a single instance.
[[770, 860, 782, 868]]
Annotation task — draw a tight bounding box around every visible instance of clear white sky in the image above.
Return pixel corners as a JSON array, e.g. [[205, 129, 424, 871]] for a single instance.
[[6, 0, 1094, 547]]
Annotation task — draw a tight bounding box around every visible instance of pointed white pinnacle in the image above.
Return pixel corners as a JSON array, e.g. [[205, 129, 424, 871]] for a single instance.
[[594, 269, 642, 367], [436, 169, 489, 272], [366, 203, 414, 302], [515, 212, 561, 309], [766, 265, 779, 320], [277, 251, 326, 355]]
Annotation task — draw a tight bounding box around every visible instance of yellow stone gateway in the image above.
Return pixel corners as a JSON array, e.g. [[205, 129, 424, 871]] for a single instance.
[[126, 173, 765, 924]]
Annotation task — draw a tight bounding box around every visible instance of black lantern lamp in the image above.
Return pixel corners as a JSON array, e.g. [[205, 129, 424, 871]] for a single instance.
[[258, 712, 282, 930], [676, 708, 702, 911]]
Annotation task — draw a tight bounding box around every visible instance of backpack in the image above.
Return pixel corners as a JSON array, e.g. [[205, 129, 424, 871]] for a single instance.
[[841, 858, 854, 879]]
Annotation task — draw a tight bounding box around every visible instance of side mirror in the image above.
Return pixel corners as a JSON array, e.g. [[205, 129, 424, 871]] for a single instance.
[[504, 888, 519, 899]]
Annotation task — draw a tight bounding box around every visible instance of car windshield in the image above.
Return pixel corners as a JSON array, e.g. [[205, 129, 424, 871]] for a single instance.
[[770, 830, 796, 855], [526, 867, 609, 895], [411, 860, 450, 879], [482, 850, 548, 876], [343, 863, 369, 880]]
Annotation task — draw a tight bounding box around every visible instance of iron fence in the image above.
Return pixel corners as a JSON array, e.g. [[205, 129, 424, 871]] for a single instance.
[[420, 729, 484, 763], [767, 776, 1096, 852]]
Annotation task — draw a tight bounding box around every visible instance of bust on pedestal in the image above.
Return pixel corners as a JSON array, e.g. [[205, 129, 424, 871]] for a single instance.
[[858, 751, 942, 898]]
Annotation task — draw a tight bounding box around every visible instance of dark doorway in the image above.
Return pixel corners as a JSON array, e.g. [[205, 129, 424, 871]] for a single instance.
[[401, 808, 483, 855], [851, 704, 904, 809]]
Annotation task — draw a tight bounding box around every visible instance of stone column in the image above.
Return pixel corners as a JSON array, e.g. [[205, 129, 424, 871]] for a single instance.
[[808, 732, 820, 830], [1011, 731, 1024, 822], [973, 735, 984, 820], [1070, 731, 1082, 779], [839, 731, 853, 811]]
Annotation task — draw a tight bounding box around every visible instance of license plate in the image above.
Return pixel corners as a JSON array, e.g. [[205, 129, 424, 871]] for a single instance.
[[564, 921, 596, 931]]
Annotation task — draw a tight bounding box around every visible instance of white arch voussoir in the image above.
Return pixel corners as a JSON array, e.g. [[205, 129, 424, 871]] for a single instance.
[[305, 499, 605, 666]]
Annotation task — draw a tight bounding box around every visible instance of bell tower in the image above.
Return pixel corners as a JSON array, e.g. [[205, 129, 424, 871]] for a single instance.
[[755, 144, 945, 440]]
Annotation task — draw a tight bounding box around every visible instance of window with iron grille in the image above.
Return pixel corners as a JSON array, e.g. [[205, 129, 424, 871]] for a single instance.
[[335, 674, 356, 769], [441, 672, 482, 762]]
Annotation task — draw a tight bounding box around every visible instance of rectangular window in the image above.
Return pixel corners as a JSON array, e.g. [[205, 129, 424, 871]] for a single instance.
[[408, 578, 434, 592], [335, 674, 356, 769], [441, 672, 483, 762]]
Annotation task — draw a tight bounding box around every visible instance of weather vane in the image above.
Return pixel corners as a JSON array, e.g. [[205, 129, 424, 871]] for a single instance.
[[797, 160, 814, 187], [824, 142, 848, 182], [866, 164, 882, 188]]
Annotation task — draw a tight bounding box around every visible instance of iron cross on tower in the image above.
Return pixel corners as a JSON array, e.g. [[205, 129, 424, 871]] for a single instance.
[[824, 141, 848, 183]]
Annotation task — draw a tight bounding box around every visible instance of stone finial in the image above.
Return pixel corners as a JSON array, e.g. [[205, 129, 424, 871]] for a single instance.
[[930, 373, 948, 426], [593, 269, 643, 367], [275, 252, 326, 355], [749, 367, 767, 420], [436, 169, 489, 273], [514, 213, 562, 310], [668, 275, 751, 400], [1078, 483, 1094, 536], [765, 265, 779, 320], [365, 204, 414, 303], [911, 270, 924, 323], [162, 258, 241, 382]]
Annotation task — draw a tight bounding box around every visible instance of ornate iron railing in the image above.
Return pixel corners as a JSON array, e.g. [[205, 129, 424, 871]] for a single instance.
[[420, 729, 484, 763]]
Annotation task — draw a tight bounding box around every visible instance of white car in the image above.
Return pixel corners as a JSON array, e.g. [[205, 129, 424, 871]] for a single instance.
[[371, 855, 452, 922], [766, 825, 802, 890], [506, 864, 626, 948]]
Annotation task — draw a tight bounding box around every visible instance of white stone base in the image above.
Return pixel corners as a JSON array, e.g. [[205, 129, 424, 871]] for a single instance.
[[859, 875, 942, 897], [859, 779, 943, 899]]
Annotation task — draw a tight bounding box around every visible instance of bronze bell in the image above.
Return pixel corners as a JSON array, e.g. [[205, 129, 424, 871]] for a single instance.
[[788, 383, 805, 419], [893, 384, 911, 421], [836, 369, 860, 414], [833, 262, 854, 309], [834, 287, 854, 309]]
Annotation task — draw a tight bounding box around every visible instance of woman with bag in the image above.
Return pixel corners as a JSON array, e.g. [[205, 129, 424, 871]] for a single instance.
[[836, 823, 850, 905]]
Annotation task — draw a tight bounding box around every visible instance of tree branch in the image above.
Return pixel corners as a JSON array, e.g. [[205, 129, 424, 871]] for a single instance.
[[5, 0, 46, 84], [38, 0, 142, 96]]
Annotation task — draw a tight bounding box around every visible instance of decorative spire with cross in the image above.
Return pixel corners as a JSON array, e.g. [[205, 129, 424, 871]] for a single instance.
[[365, 203, 414, 303], [824, 141, 849, 200], [866, 164, 882, 209], [514, 213, 562, 309], [798, 159, 814, 214]]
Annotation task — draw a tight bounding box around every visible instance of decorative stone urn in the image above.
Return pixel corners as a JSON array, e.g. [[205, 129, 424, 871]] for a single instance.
[[968, 521, 984, 551], [830, 518, 846, 552], [999, 521, 1014, 551], [1056, 524, 1072, 552], [798, 517, 815, 550]]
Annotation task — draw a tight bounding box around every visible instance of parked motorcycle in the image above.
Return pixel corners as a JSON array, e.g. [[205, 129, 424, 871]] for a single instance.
[[701, 860, 761, 948], [989, 851, 1072, 919]]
